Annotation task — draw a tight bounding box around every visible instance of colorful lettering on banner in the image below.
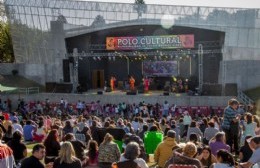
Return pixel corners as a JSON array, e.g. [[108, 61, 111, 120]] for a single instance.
[[106, 35, 194, 50]]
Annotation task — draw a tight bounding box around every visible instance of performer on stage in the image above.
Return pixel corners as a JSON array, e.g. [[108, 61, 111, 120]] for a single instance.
[[129, 76, 135, 91], [110, 76, 116, 91], [144, 76, 150, 92]]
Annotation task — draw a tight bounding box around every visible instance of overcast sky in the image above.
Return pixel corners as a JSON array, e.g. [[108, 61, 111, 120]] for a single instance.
[[80, 0, 260, 9]]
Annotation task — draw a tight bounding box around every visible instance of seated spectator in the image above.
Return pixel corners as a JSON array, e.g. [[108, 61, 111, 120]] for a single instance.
[[98, 133, 120, 168], [154, 130, 178, 168], [197, 146, 217, 168], [12, 118, 23, 134], [239, 136, 253, 163], [63, 133, 86, 162], [209, 132, 230, 156], [3, 125, 13, 143], [53, 141, 82, 168], [86, 140, 99, 168], [203, 121, 219, 145], [44, 129, 61, 164], [117, 142, 148, 168], [23, 120, 36, 141], [239, 136, 260, 168], [33, 120, 47, 142], [20, 144, 52, 168], [63, 121, 73, 135], [164, 142, 203, 168], [138, 124, 148, 140], [0, 127, 15, 168], [212, 149, 235, 168], [144, 125, 164, 154], [7, 131, 27, 164], [186, 121, 203, 142]]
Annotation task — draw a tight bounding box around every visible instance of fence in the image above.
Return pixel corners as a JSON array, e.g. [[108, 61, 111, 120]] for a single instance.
[[17, 87, 40, 95], [237, 90, 254, 105]]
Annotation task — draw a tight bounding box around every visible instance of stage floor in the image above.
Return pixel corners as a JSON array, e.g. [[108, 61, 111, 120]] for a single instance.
[[82, 89, 187, 97]]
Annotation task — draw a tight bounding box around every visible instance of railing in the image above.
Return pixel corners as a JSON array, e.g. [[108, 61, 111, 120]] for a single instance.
[[18, 87, 40, 95], [237, 90, 254, 105]]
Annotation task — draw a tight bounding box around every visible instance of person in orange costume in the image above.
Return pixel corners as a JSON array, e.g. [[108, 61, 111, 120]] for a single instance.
[[110, 76, 116, 91], [129, 76, 135, 91]]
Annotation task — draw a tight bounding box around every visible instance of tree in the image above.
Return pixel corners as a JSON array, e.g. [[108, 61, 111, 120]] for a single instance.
[[0, 21, 14, 63], [134, 0, 147, 19]]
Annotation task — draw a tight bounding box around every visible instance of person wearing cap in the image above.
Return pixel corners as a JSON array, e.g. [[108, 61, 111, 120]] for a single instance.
[[239, 136, 260, 168], [154, 130, 178, 168]]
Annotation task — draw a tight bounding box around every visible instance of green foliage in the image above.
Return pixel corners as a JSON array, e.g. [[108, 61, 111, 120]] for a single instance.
[[0, 21, 14, 63]]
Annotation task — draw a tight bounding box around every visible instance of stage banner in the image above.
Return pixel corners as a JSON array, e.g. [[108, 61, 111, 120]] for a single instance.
[[143, 61, 178, 76], [106, 34, 194, 50]]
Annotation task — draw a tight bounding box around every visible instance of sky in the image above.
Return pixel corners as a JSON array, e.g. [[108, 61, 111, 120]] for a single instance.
[[80, 0, 260, 9]]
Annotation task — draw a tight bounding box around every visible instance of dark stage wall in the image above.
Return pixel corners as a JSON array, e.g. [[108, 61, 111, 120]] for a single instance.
[[66, 25, 225, 89]]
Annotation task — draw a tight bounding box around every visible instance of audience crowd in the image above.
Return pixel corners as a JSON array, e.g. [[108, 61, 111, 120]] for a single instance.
[[0, 97, 259, 168]]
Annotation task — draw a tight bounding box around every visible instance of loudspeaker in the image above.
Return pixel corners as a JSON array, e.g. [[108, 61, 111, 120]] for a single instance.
[[202, 84, 222, 96], [163, 92, 170, 96], [51, 83, 73, 93], [63, 59, 70, 82], [97, 91, 103, 95], [225, 83, 237, 96], [45, 82, 57, 92], [126, 91, 137, 95]]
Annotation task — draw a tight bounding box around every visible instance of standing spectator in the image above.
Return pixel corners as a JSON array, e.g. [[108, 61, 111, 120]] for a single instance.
[[239, 136, 260, 168], [44, 129, 61, 164], [53, 142, 82, 168], [222, 99, 240, 154], [183, 111, 192, 133], [98, 133, 120, 168], [212, 149, 235, 168], [154, 130, 178, 168], [0, 127, 15, 168], [162, 101, 169, 117], [209, 132, 230, 156], [7, 131, 27, 164]]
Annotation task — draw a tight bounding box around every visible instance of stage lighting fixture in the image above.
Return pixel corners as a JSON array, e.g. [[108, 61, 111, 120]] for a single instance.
[[93, 57, 96, 60], [113, 56, 116, 61]]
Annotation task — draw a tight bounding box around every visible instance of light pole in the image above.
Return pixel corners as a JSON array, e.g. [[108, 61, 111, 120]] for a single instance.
[[198, 44, 203, 93]]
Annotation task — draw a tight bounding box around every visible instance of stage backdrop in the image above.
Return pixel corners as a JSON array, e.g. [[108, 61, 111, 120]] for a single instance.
[[143, 61, 178, 76], [106, 34, 194, 50]]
